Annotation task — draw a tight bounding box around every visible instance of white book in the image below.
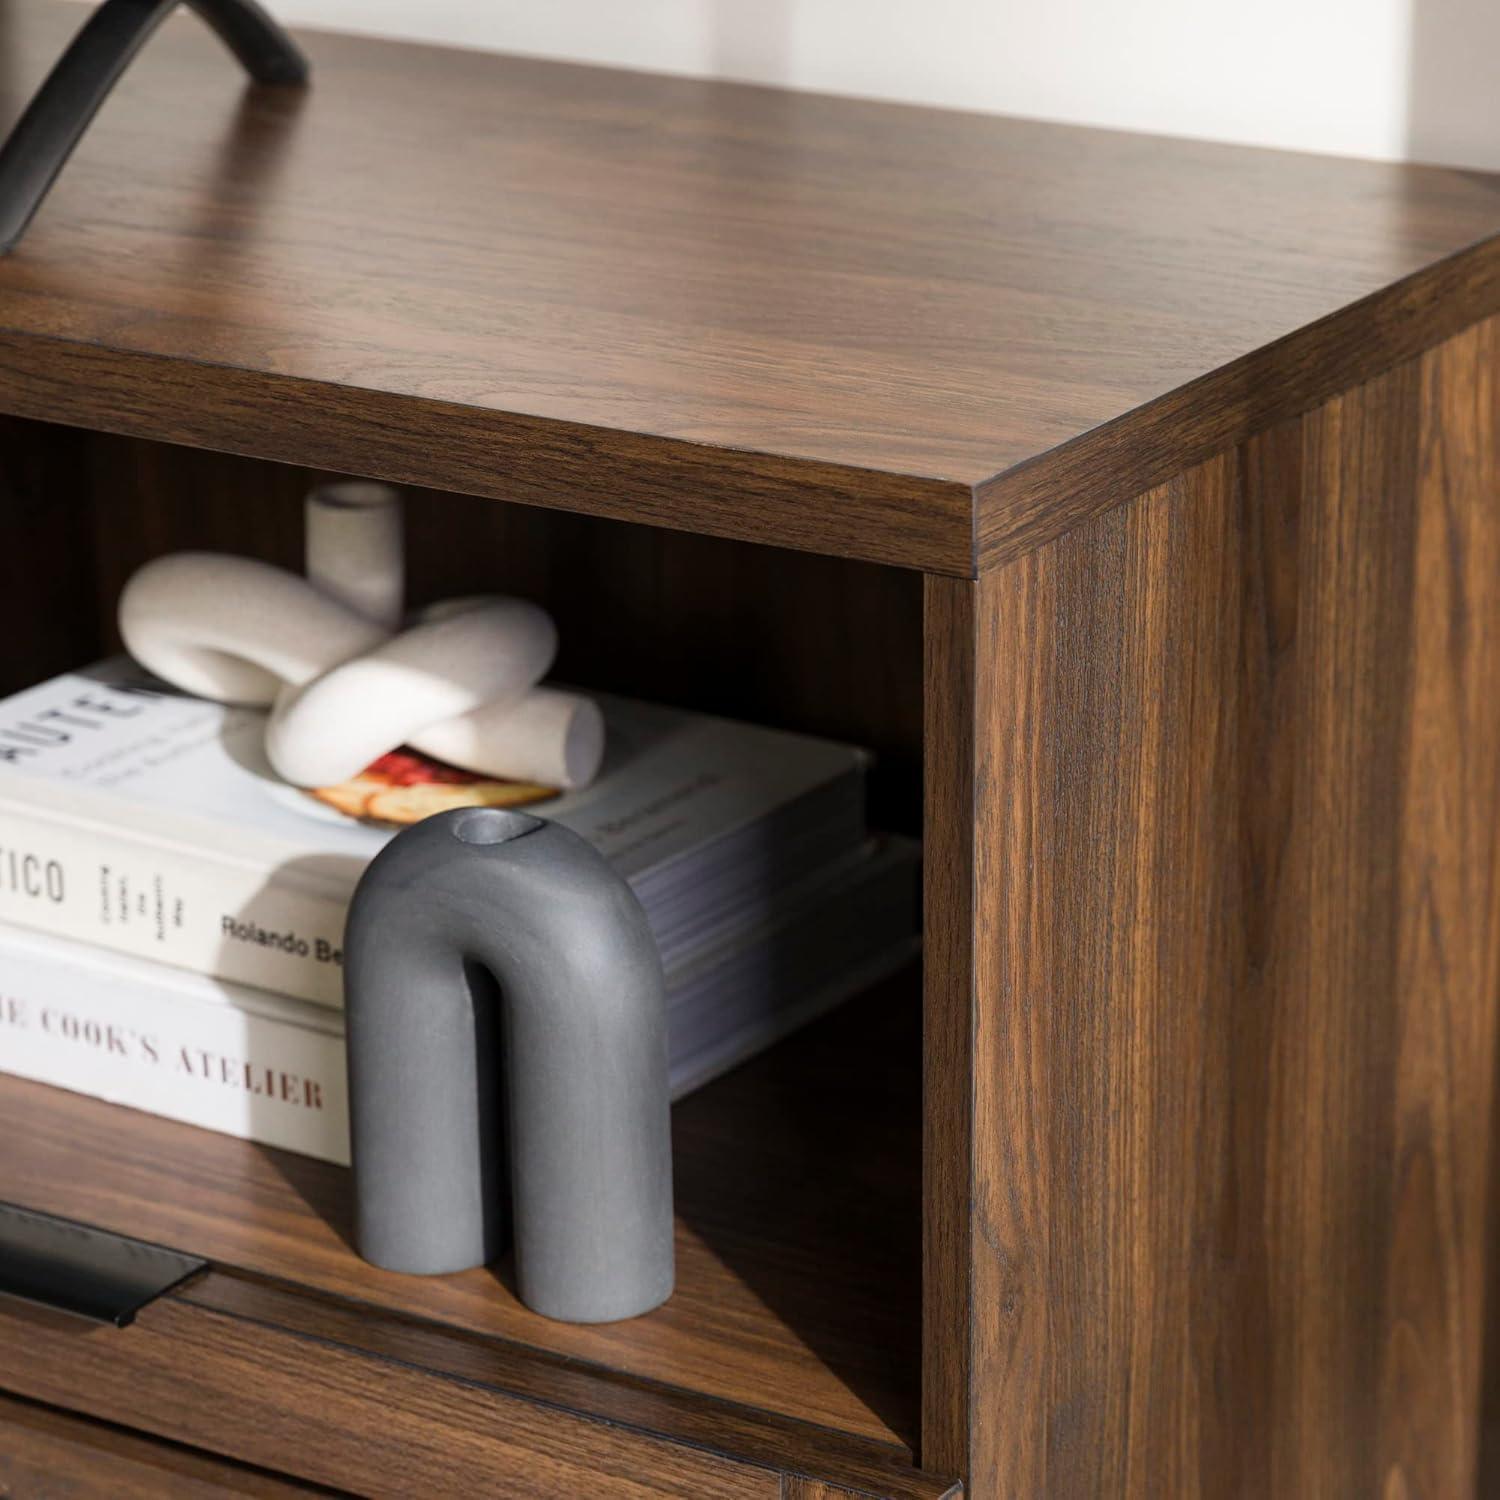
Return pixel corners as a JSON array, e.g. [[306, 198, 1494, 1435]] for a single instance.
[[0, 924, 352, 1163], [0, 661, 865, 1006], [0, 839, 919, 1162]]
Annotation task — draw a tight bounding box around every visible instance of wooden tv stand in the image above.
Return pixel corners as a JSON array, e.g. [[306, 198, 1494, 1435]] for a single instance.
[[0, 2, 1498, 1494]]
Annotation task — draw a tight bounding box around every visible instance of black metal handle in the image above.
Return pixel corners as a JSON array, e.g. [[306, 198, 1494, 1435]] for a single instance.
[[0, 1201, 205, 1326], [0, 0, 308, 254]]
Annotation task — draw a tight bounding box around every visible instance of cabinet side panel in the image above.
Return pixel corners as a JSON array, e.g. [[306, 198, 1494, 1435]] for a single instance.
[[928, 315, 1500, 1496], [922, 577, 977, 1472]]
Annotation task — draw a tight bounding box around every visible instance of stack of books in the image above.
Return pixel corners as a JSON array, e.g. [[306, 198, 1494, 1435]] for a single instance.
[[0, 661, 919, 1163]]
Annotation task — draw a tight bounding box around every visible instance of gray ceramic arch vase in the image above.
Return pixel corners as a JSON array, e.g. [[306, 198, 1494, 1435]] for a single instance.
[[343, 806, 674, 1324]]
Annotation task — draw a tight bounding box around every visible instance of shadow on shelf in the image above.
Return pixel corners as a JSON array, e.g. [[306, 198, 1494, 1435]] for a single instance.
[[232, 832, 925, 1451], [668, 962, 924, 1450]]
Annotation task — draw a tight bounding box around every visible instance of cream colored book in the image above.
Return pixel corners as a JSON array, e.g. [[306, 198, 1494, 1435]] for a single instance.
[[0, 660, 866, 1006], [0, 837, 918, 1160]]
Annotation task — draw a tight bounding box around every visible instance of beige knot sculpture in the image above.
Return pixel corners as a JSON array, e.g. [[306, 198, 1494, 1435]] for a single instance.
[[118, 483, 604, 791]]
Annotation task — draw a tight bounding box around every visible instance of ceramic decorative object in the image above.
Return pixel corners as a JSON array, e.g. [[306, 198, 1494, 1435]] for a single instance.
[[303, 480, 405, 629], [344, 806, 675, 1323], [117, 484, 605, 790]]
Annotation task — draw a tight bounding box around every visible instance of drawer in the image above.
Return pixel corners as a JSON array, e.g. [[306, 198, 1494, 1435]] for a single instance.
[[0, 1275, 959, 1500], [0, 1390, 324, 1497], [0, 1287, 766, 1498]]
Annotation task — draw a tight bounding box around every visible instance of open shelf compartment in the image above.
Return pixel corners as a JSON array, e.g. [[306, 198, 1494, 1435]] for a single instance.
[[0, 414, 943, 1494]]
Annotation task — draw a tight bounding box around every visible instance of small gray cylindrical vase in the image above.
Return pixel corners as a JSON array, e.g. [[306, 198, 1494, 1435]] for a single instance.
[[344, 806, 674, 1323]]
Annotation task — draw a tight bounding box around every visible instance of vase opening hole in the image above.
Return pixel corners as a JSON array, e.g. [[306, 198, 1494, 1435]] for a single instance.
[[451, 808, 545, 847]]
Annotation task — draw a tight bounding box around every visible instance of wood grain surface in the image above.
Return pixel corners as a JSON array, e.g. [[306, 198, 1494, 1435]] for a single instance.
[[0, 1392, 331, 1498], [0, 967, 922, 1454], [0, 1294, 776, 1499], [170, 1275, 957, 1500], [0, 1274, 960, 1500], [920, 575, 976, 1473], [782, 1478, 948, 1500], [924, 315, 1500, 1496], [0, 1, 1497, 572]]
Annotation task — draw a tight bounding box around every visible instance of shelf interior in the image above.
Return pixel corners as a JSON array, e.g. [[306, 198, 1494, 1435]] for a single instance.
[[0, 418, 924, 837], [0, 419, 928, 1454], [0, 963, 922, 1452]]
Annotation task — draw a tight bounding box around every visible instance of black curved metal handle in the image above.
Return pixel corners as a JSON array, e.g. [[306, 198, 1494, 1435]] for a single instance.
[[0, 0, 308, 254]]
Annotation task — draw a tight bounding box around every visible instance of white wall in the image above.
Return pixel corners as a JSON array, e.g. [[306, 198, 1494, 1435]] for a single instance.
[[250, 2, 1500, 171]]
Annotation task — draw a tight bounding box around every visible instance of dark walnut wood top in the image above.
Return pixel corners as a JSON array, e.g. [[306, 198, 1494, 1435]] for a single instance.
[[0, 0, 1497, 573]]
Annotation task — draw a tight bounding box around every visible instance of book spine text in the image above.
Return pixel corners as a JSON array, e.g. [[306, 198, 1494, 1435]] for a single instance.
[[0, 943, 349, 1164], [0, 806, 350, 1006]]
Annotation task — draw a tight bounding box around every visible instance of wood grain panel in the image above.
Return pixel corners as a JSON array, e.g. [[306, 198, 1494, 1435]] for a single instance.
[[0, 332, 974, 575], [0, 1274, 961, 1499], [923, 316, 1500, 1495], [0, 1392, 327, 1498], [0, 2, 1498, 570], [782, 1478, 959, 1500], [1381, 308, 1500, 1497], [920, 572, 976, 1468], [974, 239, 1500, 570], [175, 1276, 956, 1500], [782, 1483, 845, 1500], [0, 1295, 774, 1498]]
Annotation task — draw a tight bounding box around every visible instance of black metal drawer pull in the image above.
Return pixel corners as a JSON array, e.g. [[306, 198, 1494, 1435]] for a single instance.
[[0, 1201, 205, 1325]]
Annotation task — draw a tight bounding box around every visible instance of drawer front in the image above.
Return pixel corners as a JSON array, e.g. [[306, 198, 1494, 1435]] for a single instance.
[[0, 1293, 772, 1499], [0, 1390, 321, 1498]]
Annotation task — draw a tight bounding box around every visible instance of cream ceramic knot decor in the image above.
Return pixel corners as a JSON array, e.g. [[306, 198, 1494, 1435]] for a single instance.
[[117, 482, 605, 791]]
